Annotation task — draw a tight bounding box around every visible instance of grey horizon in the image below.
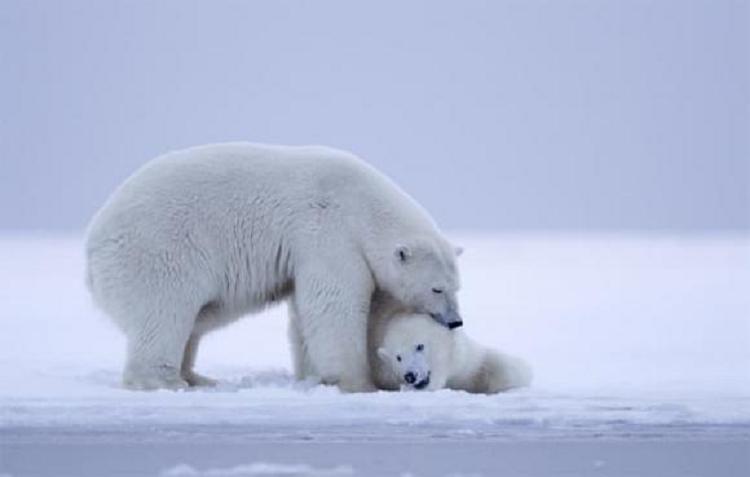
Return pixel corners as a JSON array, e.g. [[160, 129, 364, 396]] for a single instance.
[[1, 0, 747, 232]]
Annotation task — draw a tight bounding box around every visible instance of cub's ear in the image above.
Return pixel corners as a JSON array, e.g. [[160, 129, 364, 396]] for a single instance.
[[454, 246, 464, 257], [394, 245, 412, 263], [377, 347, 390, 362]]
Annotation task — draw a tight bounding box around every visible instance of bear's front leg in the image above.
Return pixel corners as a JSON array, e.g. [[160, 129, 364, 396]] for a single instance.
[[293, 265, 376, 393]]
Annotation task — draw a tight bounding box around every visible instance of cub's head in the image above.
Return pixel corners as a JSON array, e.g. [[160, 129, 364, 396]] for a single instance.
[[380, 237, 463, 329], [377, 313, 453, 391]]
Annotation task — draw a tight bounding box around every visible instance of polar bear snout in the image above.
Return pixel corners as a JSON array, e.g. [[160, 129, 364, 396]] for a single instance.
[[430, 309, 463, 329], [404, 371, 431, 390], [414, 374, 431, 390]]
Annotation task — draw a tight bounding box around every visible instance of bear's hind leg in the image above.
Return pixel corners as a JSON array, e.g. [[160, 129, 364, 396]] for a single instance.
[[178, 302, 233, 387], [122, 308, 196, 391], [181, 334, 217, 387]]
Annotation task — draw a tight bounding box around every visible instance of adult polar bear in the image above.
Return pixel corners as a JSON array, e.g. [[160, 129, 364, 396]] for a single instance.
[[86, 143, 462, 392]]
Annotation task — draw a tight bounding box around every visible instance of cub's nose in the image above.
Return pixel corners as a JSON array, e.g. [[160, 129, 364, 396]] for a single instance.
[[414, 376, 431, 390], [404, 372, 416, 384]]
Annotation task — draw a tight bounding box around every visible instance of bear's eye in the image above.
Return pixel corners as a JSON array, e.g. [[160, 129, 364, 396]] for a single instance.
[[396, 355, 402, 362], [416, 344, 424, 352], [432, 287, 444, 294]]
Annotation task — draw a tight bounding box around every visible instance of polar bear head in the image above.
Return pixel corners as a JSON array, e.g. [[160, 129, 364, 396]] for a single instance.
[[376, 313, 454, 391], [376, 237, 463, 329]]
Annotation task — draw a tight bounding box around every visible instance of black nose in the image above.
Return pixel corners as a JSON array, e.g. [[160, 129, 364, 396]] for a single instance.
[[448, 320, 463, 330], [414, 376, 431, 390], [404, 372, 416, 384]]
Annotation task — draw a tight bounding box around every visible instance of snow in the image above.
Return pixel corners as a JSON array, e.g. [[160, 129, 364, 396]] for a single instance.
[[1, 233, 749, 475], [159, 462, 354, 476]]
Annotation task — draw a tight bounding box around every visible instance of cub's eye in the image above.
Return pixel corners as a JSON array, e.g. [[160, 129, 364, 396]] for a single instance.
[[396, 355, 402, 362], [432, 287, 444, 294], [416, 344, 424, 352]]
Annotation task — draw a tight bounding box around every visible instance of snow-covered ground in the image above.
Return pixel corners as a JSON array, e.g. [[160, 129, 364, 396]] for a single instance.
[[1, 233, 749, 476]]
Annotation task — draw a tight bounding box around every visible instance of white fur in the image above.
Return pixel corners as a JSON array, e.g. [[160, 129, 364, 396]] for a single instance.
[[85, 143, 460, 391], [372, 313, 532, 394]]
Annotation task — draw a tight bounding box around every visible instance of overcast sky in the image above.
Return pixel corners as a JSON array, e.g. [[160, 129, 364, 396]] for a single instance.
[[1, 0, 748, 232]]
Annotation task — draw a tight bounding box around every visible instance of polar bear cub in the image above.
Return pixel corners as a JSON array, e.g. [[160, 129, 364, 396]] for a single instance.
[[372, 313, 532, 393]]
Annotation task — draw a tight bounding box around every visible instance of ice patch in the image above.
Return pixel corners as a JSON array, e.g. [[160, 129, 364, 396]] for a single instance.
[[159, 462, 353, 476]]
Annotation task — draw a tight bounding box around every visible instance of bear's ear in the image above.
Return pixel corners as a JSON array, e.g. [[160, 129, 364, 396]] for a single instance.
[[394, 245, 412, 263], [454, 246, 464, 257], [377, 347, 390, 362]]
